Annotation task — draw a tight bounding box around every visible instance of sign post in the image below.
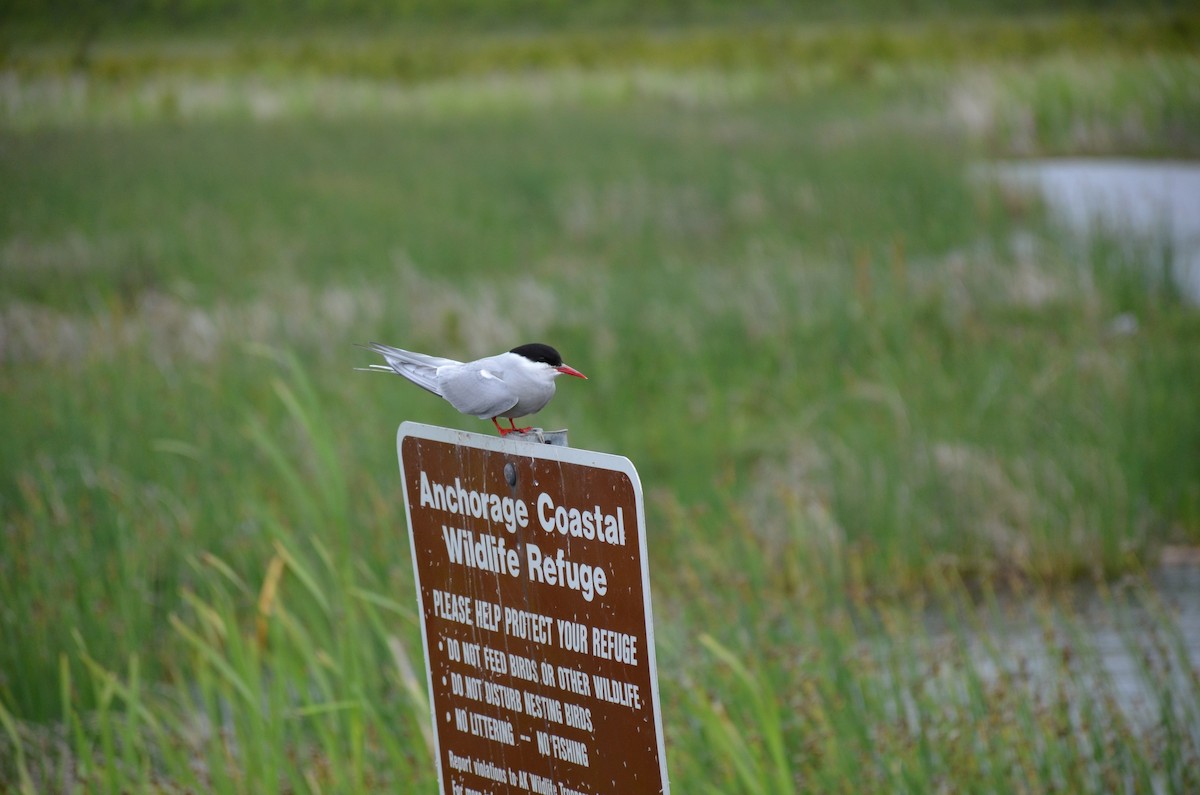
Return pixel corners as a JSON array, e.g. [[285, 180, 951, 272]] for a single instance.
[[398, 422, 670, 794]]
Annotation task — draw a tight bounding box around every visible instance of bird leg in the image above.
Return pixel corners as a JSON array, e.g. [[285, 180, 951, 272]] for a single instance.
[[492, 417, 532, 436]]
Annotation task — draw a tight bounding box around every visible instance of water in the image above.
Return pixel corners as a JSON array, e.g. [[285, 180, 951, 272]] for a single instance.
[[954, 563, 1200, 731], [995, 158, 1200, 303], [980, 158, 1200, 720]]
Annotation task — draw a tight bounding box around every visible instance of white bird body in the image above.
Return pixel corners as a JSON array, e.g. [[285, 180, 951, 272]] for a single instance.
[[360, 342, 586, 435]]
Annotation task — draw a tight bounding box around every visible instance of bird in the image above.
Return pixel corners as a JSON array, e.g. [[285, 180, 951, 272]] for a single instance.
[[359, 342, 587, 436]]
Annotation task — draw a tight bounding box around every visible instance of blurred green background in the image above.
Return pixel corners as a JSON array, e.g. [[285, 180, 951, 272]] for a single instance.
[[2, 1, 1199, 792]]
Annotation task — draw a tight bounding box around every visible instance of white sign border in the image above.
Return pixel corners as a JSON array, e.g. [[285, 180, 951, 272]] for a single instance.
[[396, 421, 671, 794]]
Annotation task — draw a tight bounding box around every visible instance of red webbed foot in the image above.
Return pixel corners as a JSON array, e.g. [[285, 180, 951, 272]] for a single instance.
[[492, 417, 532, 436]]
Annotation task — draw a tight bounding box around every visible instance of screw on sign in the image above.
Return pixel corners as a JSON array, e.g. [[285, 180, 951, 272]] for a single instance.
[[397, 422, 670, 794]]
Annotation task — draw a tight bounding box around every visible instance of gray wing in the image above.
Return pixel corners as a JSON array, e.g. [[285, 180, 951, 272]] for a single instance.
[[438, 366, 520, 419], [358, 343, 459, 396]]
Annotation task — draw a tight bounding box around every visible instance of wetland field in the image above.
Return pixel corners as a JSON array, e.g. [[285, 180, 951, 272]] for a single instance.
[[2, 3, 1199, 792]]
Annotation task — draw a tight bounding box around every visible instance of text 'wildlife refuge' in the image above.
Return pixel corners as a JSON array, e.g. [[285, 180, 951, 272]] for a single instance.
[[418, 471, 627, 603]]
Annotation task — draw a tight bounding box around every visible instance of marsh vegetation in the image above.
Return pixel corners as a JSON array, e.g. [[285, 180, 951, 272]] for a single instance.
[[2, 4, 1199, 791]]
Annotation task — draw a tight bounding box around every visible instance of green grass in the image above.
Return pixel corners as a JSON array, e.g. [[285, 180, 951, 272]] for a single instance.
[[5, 8, 1199, 92], [4, 0, 1196, 40], [2, 16, 1200, 793]]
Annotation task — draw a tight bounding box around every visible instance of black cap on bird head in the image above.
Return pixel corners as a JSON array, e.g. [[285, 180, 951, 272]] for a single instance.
[[509, 343, 564, 367]]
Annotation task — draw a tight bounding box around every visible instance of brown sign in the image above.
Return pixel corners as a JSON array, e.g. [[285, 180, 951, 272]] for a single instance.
[[398, 422, 670, 795]]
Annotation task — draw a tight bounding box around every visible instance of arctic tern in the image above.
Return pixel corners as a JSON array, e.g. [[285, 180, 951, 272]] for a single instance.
[[359, 342, 587, 435]]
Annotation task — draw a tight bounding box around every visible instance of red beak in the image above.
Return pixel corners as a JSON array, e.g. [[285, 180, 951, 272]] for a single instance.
[[556, 364, 587, 379]]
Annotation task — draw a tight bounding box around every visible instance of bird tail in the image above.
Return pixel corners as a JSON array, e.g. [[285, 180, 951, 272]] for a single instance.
[[356, 343, 456, 396]]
